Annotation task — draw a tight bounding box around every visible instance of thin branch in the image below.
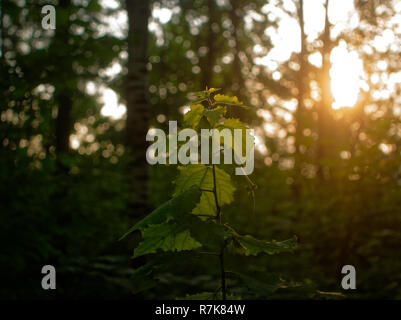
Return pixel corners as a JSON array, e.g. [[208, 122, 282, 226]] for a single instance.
[[212, 164, 221, 223], [212, 163, 226, 300], [219, 252, 226, 300]]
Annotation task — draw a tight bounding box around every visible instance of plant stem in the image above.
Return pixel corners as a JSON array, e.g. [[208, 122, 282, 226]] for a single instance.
[[219, 251, 226, 300], [212, 164, 226, 300], [212, 164, 221, 223]]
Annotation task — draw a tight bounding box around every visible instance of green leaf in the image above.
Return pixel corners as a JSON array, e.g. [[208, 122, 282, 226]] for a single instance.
[[134, 223, 202, 258], [183, 104, 205, 128], [204, 106, 227, 127], [191, 87, 220, 96], [213, 94, 243, 106], [134, 213, 225, 257], [119, 186, 201, 240], [184, 215, 226, 251], [174, 165, 236, 216], [196, 166, 236, 214], [206, 87, 221, 94], [189, 91, 208, 104], [229, 234, 297, 256], [174, 165, 211, 196], [188, 88, 221, 104], [220, 118, 254, 158], [222, 118, 247, 130], [192, 192, 217, 217]]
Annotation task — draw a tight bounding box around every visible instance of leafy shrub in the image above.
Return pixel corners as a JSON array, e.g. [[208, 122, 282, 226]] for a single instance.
[[122, 89, 297, 299]]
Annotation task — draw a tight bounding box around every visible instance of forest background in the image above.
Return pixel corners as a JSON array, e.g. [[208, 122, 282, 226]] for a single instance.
[[1, 0, 401, 299]]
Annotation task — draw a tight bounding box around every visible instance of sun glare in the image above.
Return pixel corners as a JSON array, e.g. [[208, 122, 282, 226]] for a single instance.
[[330, 41, 365, 109], [101, 88, 126, 119]]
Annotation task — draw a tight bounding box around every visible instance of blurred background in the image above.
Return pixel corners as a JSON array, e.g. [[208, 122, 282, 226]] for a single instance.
[[1, 0, 401, 299]]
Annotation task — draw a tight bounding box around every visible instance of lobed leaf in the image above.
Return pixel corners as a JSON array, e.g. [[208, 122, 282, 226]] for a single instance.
[[204, 105, 227, 127], [188, 90, 209, 103], [119, 186, 201, 240], [174, 165, 211, 196], [220, 118, 254, 159], [134, 208, 225, 258], [174, 165, 236, 216], [228, 233, 297, 256], [183, 104, 205, 128], [134, 223, 202, 258], [184, 214, 226, 251], [213, 94, 243, 106], [206, 87, 221, 94]]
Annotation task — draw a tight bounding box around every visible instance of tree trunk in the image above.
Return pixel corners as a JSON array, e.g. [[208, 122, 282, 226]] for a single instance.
[[229, 0, 246, 121], [316, 0, 333, 182], [0, 1, 5, 60], [55, 0, 73, 155], [55, 93, 73, 154], [125, 0, 151, 217], [201, 0, 216, 88], [292, 0, 307, 200]]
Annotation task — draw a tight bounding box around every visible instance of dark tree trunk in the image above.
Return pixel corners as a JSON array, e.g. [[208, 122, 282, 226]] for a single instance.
[[292, 0, 307, 200], [201, 0, 216, 88], [0, 1, 5, 60], [229, 0, 246, 120], [125, 0, 151, 217], [317, 0, 333, 182], [55, 0, 73, 155], [55, 93, 73, 154]]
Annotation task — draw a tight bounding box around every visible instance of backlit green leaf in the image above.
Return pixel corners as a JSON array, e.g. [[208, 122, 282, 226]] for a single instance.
[[204, 106, 227, 127], [214, 94, 243, 106], [229, 234, 297, 256], [220, 118, 254, 158], [174, 165, 236, 216], [174, 165, 211, 196], [119, 186, 201, 240], [134, 223, 202, 258], [206, 87, 221, 94], [189, 91, 208, 104], [184, 104, 205, 128], [192, 192, 216, 217]]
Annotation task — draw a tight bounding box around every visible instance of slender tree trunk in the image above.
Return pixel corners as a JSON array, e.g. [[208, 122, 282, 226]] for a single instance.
[[201, 0, 216, 88], [293, 0, 307, 200], [316, 0, 333, 182], [229, 0, 246, 120], [0, 1, 5, 60], [55, 0, 73, 155], [55, 93, 73, 154], [51, 0, 74, 240], [125, 0, 151, 217]]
